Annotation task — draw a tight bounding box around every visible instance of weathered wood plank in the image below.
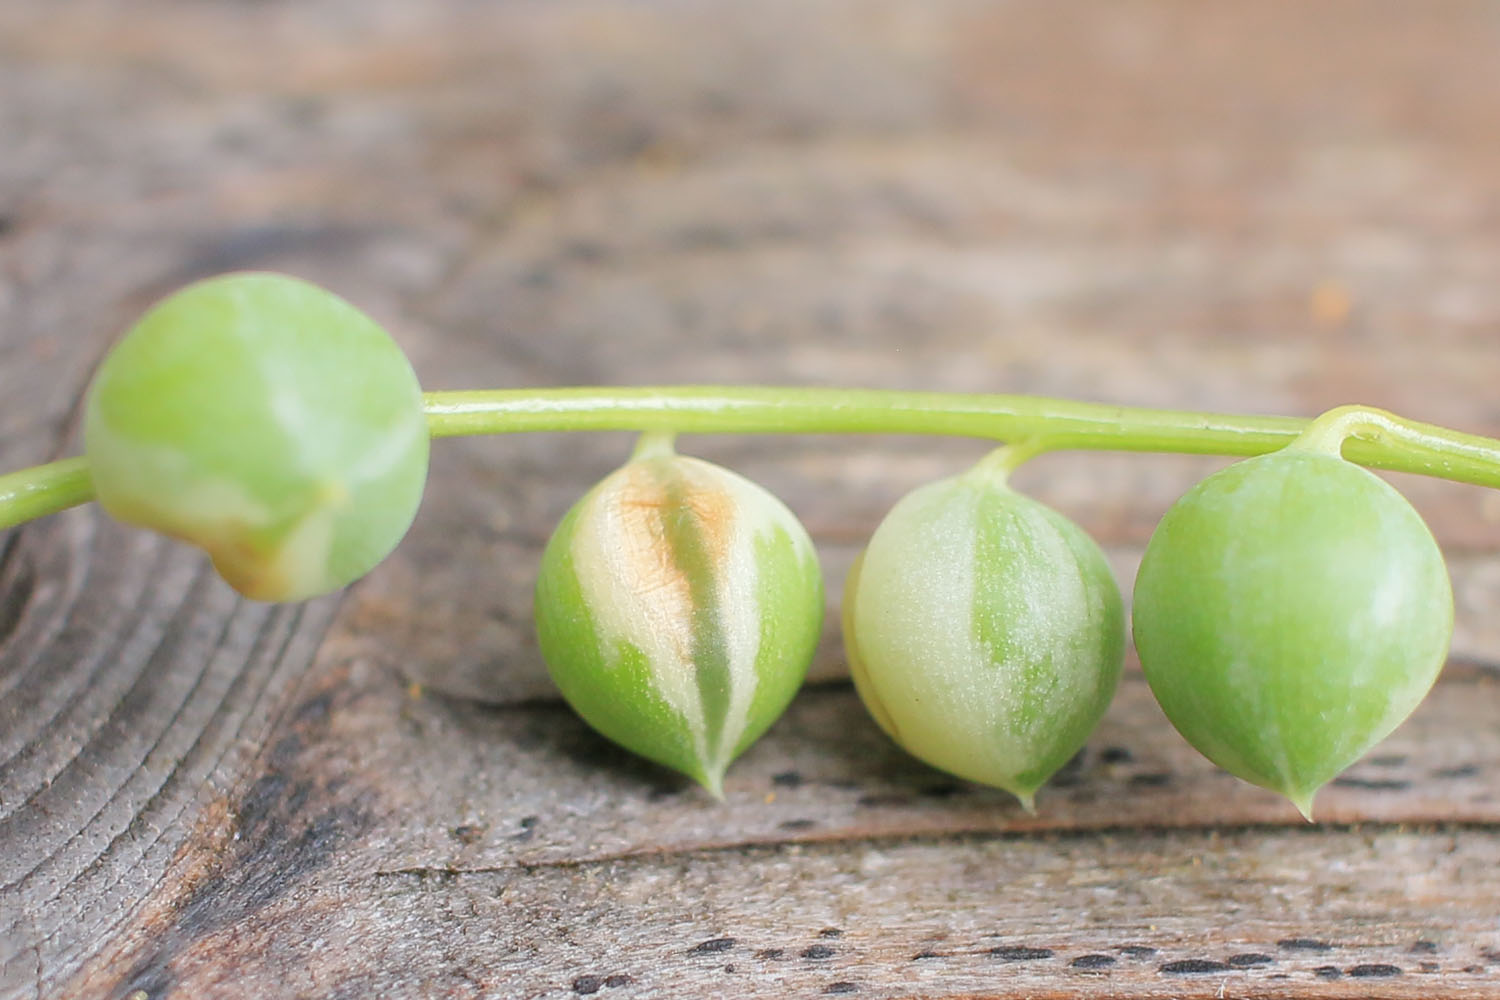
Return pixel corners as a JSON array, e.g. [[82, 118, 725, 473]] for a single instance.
[[85, 826, 1500, 998], [0, 540, 340, 998], [363, 669, 1500, 874], [33, 653, 1500, 999]]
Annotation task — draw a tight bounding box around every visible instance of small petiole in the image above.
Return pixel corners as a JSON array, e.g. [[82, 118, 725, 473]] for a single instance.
[[630, 429, 679, 461], [966, 439, 1050, 485], [1291, 403, 1500, 484]]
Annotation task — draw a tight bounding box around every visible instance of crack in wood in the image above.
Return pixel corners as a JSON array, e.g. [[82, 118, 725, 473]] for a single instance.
[[371, 815, 1500, 882]]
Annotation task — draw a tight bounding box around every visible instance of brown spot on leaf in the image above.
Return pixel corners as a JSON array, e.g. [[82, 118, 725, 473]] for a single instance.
[[608, 460, 737, 598]]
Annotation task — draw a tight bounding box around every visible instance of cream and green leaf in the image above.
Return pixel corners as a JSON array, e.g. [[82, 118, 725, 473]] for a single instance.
[[84, 272, 429, 601], [845, 461, 1124, 809], [534, 438, 823, 796]]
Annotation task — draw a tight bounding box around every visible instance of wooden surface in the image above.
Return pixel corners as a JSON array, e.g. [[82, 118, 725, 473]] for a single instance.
[[4, 2, 1500, 997]]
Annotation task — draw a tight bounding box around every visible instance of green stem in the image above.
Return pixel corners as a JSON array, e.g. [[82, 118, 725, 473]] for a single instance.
[[0, 457, 95, 531], [5, 390, 1500, 532], [426, 387, 1309, 448], [425, 387, 1500, 487]]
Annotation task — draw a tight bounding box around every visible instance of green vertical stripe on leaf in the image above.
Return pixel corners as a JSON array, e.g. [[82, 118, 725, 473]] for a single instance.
[[659, 471, 733, 764]]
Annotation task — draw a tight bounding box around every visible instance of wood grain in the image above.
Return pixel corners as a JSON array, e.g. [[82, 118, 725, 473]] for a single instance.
[[3, 1, 1500, 997], [83, 826, 1500, 999]]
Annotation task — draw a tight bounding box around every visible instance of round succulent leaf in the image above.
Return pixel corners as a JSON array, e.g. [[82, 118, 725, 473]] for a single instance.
[[846, 472, 1124, 808], [84, 272, 429, 601], [1132, 450, 1453, 817], [534, 452, 823, 797]]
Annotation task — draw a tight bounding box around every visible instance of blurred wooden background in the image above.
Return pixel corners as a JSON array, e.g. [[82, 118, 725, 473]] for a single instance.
[[3, 1, 1499, 997]]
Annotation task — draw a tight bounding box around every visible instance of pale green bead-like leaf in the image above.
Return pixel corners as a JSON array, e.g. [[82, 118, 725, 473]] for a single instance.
[[84, 272, 429, 601], [534, 444, 823, 797], [1132, 450, 1452, 819], [845, 467, 1124, 809]]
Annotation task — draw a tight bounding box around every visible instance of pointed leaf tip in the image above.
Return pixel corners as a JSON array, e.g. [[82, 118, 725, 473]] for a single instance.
[[698, 765, 727, 802]]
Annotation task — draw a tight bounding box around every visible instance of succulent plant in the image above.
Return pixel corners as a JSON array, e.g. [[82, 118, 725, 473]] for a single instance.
[[83, 272, 429, 601], [843, 458, 1124, 809], [1132, 448, 1453, 818], [534, 435, 823, 796]]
